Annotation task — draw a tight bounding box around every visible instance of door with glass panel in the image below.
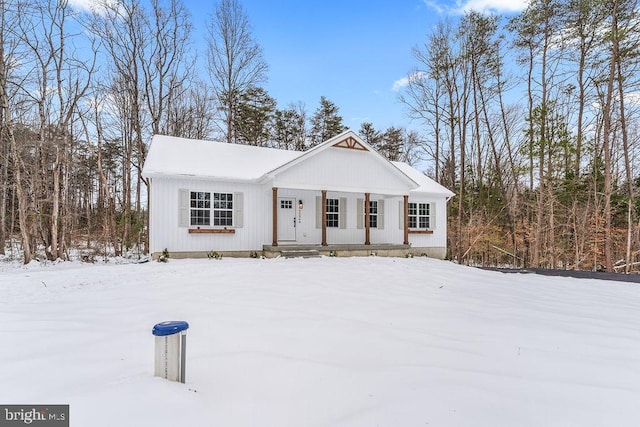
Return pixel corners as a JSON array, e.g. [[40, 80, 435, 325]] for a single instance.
[[278, 198, 296, 241]]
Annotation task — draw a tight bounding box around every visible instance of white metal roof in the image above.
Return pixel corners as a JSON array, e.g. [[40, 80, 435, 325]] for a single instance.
[[142, 133, 455, 197], [392, 161, 455, 197], [142, 135, 303, 181]]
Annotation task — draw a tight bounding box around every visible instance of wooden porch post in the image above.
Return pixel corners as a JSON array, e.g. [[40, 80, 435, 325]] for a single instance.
[[321, 189, 327, 246], [272, 187, 278, 246], [364, 192, 370, 245], [403, 195, 409, 245]]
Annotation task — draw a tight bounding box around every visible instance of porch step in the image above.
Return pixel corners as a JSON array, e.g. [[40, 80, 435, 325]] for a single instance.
[[279, 249, 321, 259]]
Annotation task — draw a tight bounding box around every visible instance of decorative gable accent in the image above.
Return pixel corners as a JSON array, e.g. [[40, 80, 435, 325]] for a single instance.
[[332, 136, 369, 151]]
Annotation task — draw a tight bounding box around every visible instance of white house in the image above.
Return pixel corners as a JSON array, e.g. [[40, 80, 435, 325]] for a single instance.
[[141, 130, 455, 259]]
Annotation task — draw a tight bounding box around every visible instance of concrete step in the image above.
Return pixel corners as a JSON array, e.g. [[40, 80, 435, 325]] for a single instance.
[[280, 249, 321, 258]]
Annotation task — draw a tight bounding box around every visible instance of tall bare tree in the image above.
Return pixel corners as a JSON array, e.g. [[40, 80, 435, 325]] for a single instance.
[[206, 0, 268, 144], [143, 0, 194, 136], [0, 0, 33, 262]]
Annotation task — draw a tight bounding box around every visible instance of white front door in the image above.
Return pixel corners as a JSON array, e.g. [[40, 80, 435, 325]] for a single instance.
[[278, 198, 296, 241]]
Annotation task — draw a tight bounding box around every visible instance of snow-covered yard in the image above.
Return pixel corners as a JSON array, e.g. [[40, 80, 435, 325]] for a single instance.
[[1, 256, 640, 426]]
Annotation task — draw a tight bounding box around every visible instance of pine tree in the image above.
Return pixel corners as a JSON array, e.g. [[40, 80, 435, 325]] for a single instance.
[[358, 122, 382, 148], [235, 86, 276, 146], [272, 103, 307, 151], [309, 96, 345, 146]]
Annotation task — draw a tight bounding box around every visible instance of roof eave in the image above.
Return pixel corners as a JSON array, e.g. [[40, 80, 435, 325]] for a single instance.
[[142, 171, 261, 184]]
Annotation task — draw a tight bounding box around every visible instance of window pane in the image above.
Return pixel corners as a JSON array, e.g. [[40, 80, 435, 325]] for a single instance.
[[408, 216, 416, 228], [419, 203, 429, 216], [419, 217, 430, 228], [408, 203, 417, 215], [190, 191, 211, 226], [280, 200, 292, 209], [220, 193, 232, 209], [191, 209, 210, 226], [326, 198, 339, 213], [214, 210, 233, 226], [326, 198, 339, 228]]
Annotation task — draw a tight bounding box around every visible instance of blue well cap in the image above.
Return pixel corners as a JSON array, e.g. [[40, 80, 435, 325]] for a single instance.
[[152, 321, 189, 336]]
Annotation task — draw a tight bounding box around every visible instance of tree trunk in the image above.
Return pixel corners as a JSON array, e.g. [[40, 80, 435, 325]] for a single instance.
[[601, 0, 619, 272]]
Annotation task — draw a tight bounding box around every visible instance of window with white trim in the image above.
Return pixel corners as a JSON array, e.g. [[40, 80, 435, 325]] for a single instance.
[[189, 191, 234, 227], [368, 200, 378, 228], [190, 192, 211, 226], [408, 202, 430, 229], [213, 193, 233, 226], [326, 198, 339, 228]]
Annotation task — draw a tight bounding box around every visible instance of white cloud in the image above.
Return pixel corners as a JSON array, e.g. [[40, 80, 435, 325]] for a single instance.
[[392, 72, 427, 92], [424, 0, 529, 15], [457, 0, 529, 14], [67, 0, 98, 12], [626, 92, 640, 105], [424, 0, 445, 15], [589, 92, 640, 112], [68, 0, 118, 15]]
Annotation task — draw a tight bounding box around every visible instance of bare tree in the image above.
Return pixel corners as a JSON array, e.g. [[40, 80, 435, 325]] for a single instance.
[[206, 0, 268, 144], [0, 0, 33, 262], [164, 80, 215, 139], [143, 0, 194, 136], [44, 0, 96, 260]]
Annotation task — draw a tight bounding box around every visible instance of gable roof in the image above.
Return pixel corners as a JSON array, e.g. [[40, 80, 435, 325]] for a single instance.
[[392, 161, 455, 198], [260, 130, 418, 189], [141, 135, 303, 181], [142, 132, 455, 197]]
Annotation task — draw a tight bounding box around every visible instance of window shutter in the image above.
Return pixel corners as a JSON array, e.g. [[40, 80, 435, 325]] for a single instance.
[[339, 197, 347, 229], [430, 202, 435, 229], [378, 200, 385, 230], [234, 192, 244, 228], [398, 201, 403, 229], [179, 189, 189, 227], [315, 196, 322, 229], [357, 198, 364, 229]]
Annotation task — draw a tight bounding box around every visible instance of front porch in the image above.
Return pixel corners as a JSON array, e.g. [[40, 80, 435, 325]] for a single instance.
[[271, 187, 411, 248]]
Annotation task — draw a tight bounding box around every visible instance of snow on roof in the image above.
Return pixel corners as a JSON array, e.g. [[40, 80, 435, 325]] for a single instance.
[[142, 134, 454, 198], [392, 161, 455, 197], [142, 135, 303, 181]]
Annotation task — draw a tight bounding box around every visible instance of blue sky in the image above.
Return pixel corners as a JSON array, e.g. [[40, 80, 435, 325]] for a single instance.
[[72, 0, 529, 132], [184, 0, 529, 131]]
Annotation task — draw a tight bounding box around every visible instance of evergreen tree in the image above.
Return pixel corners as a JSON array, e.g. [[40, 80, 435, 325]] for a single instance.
[[309, 96, 345, 146], [358, 122, 382, 148], [272, 103, 307, 151], [380, 126, 404, 161], [235, 86, 276, 146]]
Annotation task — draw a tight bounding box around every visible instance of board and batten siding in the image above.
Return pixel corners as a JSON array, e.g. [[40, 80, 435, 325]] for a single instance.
[[149, 177, 271, 254], [148, 179, 449, 254], [401, 194, 449, 249], [273, 147, 412, 194]]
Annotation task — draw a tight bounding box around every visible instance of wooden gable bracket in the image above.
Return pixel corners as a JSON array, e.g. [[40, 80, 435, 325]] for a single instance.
[[332, 136, 369, 151]]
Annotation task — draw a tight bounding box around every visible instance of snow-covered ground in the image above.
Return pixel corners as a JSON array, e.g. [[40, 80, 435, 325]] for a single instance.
[[1, 256, 640, 426]]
